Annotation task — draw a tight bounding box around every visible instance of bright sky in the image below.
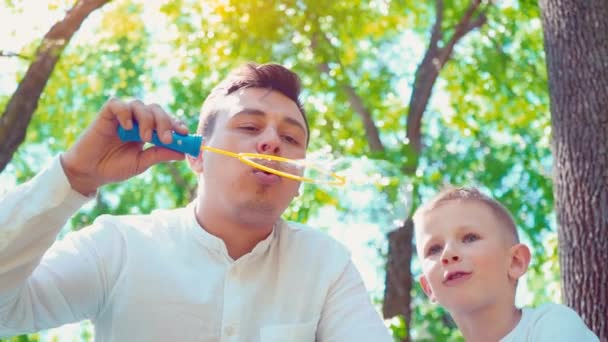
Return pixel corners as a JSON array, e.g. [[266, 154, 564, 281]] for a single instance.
[[0, 1, 59, 91]]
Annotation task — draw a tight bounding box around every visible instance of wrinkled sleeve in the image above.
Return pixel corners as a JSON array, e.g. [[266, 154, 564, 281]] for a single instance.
[[316, 260, 392, 342], [0, 156, 124, 337]]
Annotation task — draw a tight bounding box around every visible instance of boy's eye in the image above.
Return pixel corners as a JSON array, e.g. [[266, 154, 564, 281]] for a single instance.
[[463, 233, 480, 243], [426, 244, 442, 256]]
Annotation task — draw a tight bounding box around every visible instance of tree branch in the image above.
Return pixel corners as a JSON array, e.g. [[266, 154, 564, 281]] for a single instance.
[[429, 0, 445, 51], [406, 0, 487, 154], [0, 50, 31, 60], [310, 31, 385, 152], [384, 1, 491, 328], [0, 0, 112, 172], [437, 0, 487, 65]]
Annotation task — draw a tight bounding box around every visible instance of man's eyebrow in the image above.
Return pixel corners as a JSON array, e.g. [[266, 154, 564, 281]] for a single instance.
[[233, 108, 307, 134], [232, 108, 266, 118]]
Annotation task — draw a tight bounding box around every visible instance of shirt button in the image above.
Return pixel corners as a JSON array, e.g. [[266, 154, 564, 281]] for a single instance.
[[224, 326, 235, 336]]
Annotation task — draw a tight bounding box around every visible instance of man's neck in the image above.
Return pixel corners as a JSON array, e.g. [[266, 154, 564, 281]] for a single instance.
[[193, 201, 275, 260], [451, 299, 521, 342]]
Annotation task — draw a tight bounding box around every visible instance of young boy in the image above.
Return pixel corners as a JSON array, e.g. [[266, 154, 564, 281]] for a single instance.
[[414, 186, 599, 341]]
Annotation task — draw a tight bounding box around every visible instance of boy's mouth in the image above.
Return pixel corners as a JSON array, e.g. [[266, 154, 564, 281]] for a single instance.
[[443, 271, 472, 284]]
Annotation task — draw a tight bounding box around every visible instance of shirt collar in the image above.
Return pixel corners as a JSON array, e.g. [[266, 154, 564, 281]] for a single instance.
[[184, 201, 280, 263]]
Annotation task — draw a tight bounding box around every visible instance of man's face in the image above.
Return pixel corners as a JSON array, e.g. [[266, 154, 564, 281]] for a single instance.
[[416, 201, 516, 314], [198, 87, 307, 227]]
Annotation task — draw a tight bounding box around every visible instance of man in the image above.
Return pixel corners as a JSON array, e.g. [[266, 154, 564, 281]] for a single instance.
[[0, 63, 391, 341]]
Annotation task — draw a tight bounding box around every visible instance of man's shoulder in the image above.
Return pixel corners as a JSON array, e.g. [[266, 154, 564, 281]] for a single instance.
[[90, 206, 188, 236], [275, 220, 352, 283], [277, 220, 350, 257], [281, 220, 345, 243]]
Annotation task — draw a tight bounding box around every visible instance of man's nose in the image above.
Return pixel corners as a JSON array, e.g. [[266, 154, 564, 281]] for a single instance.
[[441, 246, 461, 265], [256, 129, 281, 155]]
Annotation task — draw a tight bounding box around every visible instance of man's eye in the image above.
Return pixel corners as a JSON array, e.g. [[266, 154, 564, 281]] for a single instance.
[[426, 245, 442, 256], [282, 135, 300, 145], [240, 126, 259, 132], [463, 233, 479, 243]]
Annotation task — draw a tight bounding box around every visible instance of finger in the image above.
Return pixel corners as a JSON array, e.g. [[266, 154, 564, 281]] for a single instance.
[[136, 146, 186, 173], [149, 104, 173, 144], [130, 100, 154, 142], [102, 98, 132, 129], [171, 116, 189, 135]]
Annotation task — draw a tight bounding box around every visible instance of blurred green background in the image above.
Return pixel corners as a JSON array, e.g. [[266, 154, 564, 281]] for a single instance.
[[0, 0, 564, 341]]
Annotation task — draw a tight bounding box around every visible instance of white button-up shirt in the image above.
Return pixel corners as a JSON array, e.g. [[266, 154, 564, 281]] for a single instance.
[[0, 156, 392, 341], [500, 303, 599, 341]]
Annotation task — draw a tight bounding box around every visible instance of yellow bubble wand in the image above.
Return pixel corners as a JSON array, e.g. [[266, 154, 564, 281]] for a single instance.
[[118, 124, 346, 186]]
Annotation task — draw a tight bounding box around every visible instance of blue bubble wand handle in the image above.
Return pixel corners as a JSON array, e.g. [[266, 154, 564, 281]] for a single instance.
[[117, 123, 203, 157]]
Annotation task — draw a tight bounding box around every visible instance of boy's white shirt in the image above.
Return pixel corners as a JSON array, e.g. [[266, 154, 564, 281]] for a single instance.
[[500, 303, 599, 341], [0, 156, 392, 341]]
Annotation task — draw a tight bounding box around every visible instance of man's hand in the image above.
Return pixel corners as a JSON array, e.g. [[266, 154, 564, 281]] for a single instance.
[[60, 98, 189, 195]]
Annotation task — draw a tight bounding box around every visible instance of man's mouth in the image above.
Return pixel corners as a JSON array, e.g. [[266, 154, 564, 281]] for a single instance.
[[252, 169, 281, 185], [250, 158, 284, 171]]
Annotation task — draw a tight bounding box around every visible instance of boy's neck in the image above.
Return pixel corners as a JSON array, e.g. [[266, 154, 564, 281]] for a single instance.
[[452, 301, 522, 342]]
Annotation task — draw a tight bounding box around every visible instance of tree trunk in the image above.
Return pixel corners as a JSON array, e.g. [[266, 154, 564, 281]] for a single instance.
[[0, 0, 111, 172], [539, 1, 608, 339], [382, 3, 487, 341], [382, 219, 414, 323]]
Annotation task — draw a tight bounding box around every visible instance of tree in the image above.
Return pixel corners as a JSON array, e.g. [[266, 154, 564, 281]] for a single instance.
[[156, 0, 555, 340], [539, 0, 608, 339], [382, 1, 488, 332], [0, 0, 111, 172], [1, 0, 560, 340]]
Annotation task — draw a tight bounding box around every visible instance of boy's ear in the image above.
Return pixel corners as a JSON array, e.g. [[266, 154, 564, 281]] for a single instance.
[[507, 243, 531, 282], [419, 275, 436, 303], [187, 152, 204, 173]]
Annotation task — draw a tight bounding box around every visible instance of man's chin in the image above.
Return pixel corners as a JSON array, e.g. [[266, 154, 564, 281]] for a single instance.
[[233, 202, 281, 227]]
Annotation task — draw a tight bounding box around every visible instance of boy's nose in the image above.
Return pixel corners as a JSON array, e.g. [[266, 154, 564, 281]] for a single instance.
[[441, 246, 461, 265], [441, 255, 460, 265]]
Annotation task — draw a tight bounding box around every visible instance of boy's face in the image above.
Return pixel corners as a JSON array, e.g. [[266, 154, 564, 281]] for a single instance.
[[416, 200, 529, 314]]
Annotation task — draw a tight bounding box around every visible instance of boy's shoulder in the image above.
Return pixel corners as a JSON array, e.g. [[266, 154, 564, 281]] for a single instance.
[[523, 302, 584, 322], [502, 303, 598, 342]]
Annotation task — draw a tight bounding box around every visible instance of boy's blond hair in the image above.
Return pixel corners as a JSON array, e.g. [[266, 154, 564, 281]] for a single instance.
[[413, 186, 520, 244]]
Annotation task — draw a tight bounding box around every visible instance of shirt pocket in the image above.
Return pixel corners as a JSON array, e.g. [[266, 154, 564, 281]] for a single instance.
[[260, 319, 318, 342]]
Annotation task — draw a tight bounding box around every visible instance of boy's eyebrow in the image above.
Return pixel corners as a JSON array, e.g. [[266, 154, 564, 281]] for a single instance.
[[455, 224, 478, 233], [232, 108, 307, 135], [418, 235, 437, 251]]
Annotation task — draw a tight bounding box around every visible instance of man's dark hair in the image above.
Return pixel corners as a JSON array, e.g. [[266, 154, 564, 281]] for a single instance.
[[197, 63, 309, 145]]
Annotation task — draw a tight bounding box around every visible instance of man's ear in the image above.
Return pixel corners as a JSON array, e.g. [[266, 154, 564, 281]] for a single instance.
[[419, 275, 436, 303], [187, 152, 204, 173], [507, 243, 531, 282]]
